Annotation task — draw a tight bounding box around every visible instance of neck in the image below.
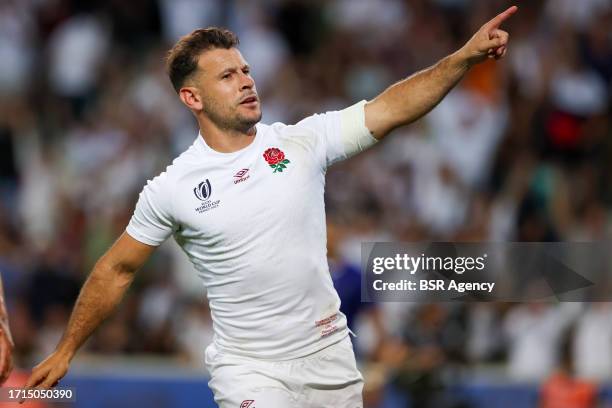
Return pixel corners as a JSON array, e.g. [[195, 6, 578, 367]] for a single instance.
[[197, 116, 257, 153]]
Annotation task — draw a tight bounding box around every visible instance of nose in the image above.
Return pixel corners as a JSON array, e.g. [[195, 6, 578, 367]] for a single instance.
[[239, 72, 255, 91]]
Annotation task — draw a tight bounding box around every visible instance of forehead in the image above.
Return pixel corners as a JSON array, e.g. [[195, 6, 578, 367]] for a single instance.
[[196, 48, 248, 75]]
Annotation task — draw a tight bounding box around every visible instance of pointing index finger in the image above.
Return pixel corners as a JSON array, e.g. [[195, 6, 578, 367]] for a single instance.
[[486, 6, 518, 30]]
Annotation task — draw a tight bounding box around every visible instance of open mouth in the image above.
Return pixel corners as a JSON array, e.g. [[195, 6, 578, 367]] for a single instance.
[[240, 96, 258, 105]]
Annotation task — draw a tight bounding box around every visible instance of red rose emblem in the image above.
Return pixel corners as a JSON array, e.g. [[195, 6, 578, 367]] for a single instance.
[[263, 147, 290, 173], [263, 148, 285, 165]]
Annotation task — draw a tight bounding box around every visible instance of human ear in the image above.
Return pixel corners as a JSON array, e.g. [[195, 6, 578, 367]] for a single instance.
[[179, 86, 203, 111]]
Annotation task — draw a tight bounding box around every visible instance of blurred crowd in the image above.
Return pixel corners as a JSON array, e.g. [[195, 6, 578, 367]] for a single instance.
[[0, 0, 611, 406]]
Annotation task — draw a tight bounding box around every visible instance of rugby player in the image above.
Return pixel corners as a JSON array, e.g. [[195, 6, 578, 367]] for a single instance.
[[26, 6, 516, 407]]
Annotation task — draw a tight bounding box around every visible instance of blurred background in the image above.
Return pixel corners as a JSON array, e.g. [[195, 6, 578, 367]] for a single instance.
[[0, 0, 611, 407]]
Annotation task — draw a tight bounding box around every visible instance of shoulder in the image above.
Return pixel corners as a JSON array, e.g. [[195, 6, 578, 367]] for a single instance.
[[257, 121, 319, 146], [168, 140, 204, 173], [265, 113, 334, 141], [256, 121, 285, 136], [294, 110, 338, 131], [143, 140, 202, 194]]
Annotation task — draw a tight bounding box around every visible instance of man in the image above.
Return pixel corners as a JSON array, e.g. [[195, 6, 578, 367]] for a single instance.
[[0, 274, 13, 385], [26, 6, 516, 407]]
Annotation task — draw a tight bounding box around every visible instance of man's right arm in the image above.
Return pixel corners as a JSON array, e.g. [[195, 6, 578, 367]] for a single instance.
[[24, 232, 157, 390]]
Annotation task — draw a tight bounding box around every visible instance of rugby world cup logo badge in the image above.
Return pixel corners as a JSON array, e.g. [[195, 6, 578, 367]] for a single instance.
[[194, 179, 212, 201], [193, 179, 220, 213]]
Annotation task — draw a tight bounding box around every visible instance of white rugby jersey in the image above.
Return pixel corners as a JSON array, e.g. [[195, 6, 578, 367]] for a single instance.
[[126, 100, 377, 360]]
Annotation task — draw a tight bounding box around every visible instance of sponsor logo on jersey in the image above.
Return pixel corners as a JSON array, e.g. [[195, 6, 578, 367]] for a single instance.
[[233, 168, 250, 184], [193, 179, 220, 213], [240, 400, 254, 408], [263, 148, 290, 173]]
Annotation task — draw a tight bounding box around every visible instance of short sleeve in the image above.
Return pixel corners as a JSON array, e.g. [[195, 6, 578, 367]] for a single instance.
[[294, 100, 378, 168], [126, 172, 176, 246]]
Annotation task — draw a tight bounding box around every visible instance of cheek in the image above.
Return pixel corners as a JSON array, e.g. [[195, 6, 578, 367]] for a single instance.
[[205, 84, 235, 106]]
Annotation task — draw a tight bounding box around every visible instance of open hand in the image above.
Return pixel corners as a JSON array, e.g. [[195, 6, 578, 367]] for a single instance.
[[20, 350, 72, 404]]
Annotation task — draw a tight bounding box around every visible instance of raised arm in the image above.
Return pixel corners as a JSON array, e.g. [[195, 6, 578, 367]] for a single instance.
[[365, 6, 517, 139], [24, 232, 156, 390]]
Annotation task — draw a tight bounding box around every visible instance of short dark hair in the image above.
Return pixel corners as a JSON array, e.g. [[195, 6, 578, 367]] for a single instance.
[[166, 27, 239, 93]]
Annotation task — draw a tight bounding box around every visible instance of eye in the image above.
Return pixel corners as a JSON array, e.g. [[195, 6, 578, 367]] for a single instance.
[[222, 73, 231, 79], [243, 68, 250, 75]]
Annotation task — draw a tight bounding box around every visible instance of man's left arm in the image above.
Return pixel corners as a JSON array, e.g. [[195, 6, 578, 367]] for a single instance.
[[365, 6, 517, 139]]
